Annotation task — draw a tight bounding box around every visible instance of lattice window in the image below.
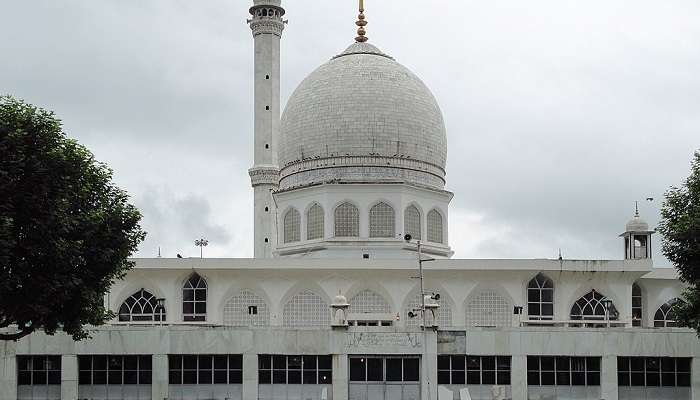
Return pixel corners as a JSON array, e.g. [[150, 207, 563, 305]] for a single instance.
[[306, 204, 324, 240], [404, 205, 421, 240], [570, 290, 618, 322], [282, 290, 330, 327], [118, 289, 164, 322], [369, 202, 395, 238], [349, 290, 391, 314], [334, 202, 359, 237], [632, 283, 643, 327], [654, 298, 683, 327], [528, 273, 554, 320], [427, 209, 443, 243], [405, 289, 452, 328], [465, 290, 512, 328], [183, 273, 207, 322], [284, 208, 301, 243], [223, 289, 270, 327]]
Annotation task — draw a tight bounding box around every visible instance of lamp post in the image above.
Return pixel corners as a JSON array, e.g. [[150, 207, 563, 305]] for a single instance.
[[601, 298, 612, 328], [156, 298, 166, 327], [195, 238, 209, 258]]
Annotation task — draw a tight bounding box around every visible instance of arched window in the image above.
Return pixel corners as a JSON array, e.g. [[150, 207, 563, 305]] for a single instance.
[[654, 298, 683, 327], [307, 204, 324, 240], [427, 209, 443, 244], [369, 202, 395, 238], [282, 290, 330, 327], [183, 273, 207, 322], [632, 283, 643, 327], [465, 290, 512, 328], [405, 289, 452, 328], [404, 205, 421, 240], [118, 289, 164, 322], [570, 290, 618, 323], [334, 202, 359, 237], [283, 208, 301, 243], [527, 273, 554, 320], [223, 289, 270, 327], [349, 290, 391, 314]]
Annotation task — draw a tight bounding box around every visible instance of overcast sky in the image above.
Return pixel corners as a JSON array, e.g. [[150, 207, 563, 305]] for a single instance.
[[1, 1, 698, 263]]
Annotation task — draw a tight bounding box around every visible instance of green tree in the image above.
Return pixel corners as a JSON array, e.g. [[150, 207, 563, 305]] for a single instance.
[[658, 151, 700, 334], [0, 96, 145, 341]]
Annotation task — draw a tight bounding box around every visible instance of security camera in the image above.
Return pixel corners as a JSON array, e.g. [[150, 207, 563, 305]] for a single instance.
[[407, 311, 416, 318], [404, 234, 412, 242], [431, 293, 440, 301]]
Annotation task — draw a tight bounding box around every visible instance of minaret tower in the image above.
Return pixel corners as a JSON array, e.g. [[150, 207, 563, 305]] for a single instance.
[[248, 0, 285, 258]]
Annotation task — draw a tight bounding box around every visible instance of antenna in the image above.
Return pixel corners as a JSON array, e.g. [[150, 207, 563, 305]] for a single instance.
[[157, 246, 161, 258]]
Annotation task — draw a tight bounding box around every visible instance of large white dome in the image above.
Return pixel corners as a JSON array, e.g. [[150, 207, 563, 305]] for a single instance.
[[279, 42, 447, 191]]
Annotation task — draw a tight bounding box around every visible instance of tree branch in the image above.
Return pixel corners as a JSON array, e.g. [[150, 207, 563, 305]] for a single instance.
[[0, 327, 33, 341]]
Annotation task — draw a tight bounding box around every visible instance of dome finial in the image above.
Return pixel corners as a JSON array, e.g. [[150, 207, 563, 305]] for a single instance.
[[635, 200, 639, 217], [355, 0, 368, 43]]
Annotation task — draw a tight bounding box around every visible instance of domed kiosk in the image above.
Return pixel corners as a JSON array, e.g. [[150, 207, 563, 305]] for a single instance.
[[272, 21, 453, 258]]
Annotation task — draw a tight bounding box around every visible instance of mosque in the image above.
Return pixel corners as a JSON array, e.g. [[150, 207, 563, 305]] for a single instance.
[[1, 1, 698, 400]]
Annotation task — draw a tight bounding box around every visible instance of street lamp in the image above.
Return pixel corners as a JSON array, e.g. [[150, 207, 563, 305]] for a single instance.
[[156, 298, 166, 326], [601, 298, 613, 328], [195, 238, 209, 258]]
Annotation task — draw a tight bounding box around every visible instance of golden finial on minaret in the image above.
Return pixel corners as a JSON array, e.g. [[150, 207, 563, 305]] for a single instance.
[[355, 0, 368, 43]]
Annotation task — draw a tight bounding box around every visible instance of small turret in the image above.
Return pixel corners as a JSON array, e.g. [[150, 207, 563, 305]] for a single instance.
[[620, 202, 654, 260]]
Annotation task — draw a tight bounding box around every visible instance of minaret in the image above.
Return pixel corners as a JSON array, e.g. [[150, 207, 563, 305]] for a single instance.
[[248, 0, 285, 258]]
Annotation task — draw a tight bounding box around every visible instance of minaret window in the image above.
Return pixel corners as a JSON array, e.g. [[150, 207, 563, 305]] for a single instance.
[[632, 283, 643, 327], [334, 202, 359, 237], [427, 209, 444, 244], [654, 298, 683, 327], [570, 290, 618, 325], [527, 273, 554, 320], [118, 289, 164, 322], [306, 203, 324, 240], [404, 205, 421, 240], [283, 208, 301, 243], [183, 273, 207, 322], [369, 202, 395, 238]]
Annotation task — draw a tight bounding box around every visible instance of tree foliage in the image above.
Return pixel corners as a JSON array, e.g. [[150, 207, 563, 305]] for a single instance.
[[0, 96, 145, 341], [658, 151, 700, 334]]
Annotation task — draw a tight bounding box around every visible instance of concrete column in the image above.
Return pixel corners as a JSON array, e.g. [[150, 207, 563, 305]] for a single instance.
[[0, 342, 17, 400], [421, 330, 438, 400], [691, 357, 700, 400], [243, 353, 258, 400], [61, 355, 78, 400], [601, 355, 618, 400], [151, 354, 168, 400], [332, 353, 348, 400], [510, 355, 527, 400]]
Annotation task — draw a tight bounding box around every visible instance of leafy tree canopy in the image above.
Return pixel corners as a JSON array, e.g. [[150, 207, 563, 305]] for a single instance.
[[658, 150, 700, 334], [0, 96, 145, 341]]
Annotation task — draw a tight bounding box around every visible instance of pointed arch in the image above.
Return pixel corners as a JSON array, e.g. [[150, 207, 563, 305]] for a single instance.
[[465, 289, 512, 328], [283, 208, 301, 243], [527, 273, 554, 320], [183, 273, 207, 321], [118, 289, 164, 322], [404, 205, 421, 240], [427, 209, 444, 244], [349, 289, 391, 314], [369, 202, 395, 238], [282, 289, 331, 327], [654, 298, 684, 327], [632, 282, 643, 327], [223, 289, 270, 327], [334, 202, 359, 237], [570, 290, 618, 323], [306, 203, 324, 240]]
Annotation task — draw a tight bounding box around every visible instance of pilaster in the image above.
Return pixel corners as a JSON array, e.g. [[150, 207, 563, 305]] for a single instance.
[[601, 355, 618, 400], [151, 354, 168, 400], [510, 355, 528, 400], [692, 357, 700, 400], [60, 355, 78, 400], [0, 342, 17, 400], [421, 330, 438, 400], [242, 353, 258, 400], [332, 353, 348, 400]]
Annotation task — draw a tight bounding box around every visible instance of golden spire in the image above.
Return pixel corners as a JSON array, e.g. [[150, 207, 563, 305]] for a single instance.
[[355, 0, 368, 43]]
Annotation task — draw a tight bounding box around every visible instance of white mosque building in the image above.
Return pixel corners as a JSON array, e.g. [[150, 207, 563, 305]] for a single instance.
[[1, 1, 698, 400]]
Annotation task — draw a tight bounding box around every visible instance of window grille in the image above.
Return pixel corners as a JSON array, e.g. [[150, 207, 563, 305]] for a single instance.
[[405, 289, 452, 328], [118, 289, 164, 322], [183, 273, 207, 322], [404, 205, 421, 240], [427, 209, 443, 243], [438, 355, 511, 385], [369, 202, 395, 238], [349, 290, 391, 314], [334, 202, 359, 237], [527, 273, 554, 320], [349, 356, 419, 382], [306, 204, 324, 240], [465, 290, 512, 328], [168, 355, 242, 385], [570, 290, 618, 323], [527, 356, 600, 386], [223, 289, 270, 327], [618, 357, 691, 387], [17, 356, 61, 386], [654, 298, 683, 327], [282, 290, 330, 327], [284, 208, 301, 243], [258, 355, 332, 385], [78, 355, 151, 385], [632, 283, 643, 327]]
